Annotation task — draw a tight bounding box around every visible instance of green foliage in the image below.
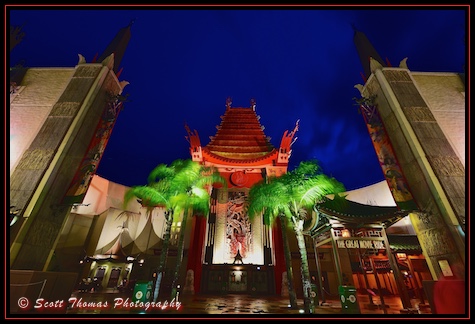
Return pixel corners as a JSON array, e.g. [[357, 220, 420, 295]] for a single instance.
[[247, 159, 344, 313], [123, 158, 226, 301], [247, 159, 345, 226], [124, 184, 166, 207], [248, 178, 286, 227], [125, 158, 226, 214]]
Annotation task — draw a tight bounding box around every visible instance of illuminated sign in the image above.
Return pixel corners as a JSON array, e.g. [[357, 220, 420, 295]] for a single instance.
[[336, 239, 385, 249]]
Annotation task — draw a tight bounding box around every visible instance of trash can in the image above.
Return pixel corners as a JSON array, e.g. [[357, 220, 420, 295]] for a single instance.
[[132, 280, 153, 303], [339, 285, 361, 314]]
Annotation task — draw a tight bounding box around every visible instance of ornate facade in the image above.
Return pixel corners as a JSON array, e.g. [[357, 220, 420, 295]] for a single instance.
[[184, 98, 299, 294]]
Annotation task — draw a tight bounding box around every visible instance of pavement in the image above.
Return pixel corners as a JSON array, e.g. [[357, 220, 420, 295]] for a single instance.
[[58, 289, 433, 318]]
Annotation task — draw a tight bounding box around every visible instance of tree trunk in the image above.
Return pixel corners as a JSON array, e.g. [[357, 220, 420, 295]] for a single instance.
[[279, 214, 298, 309], [153, 209, 173, 302], [170, 209, 190, 300], [295, 221, 314, 314]]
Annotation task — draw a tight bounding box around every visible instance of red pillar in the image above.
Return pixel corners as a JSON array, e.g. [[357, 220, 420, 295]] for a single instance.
[[185, 215, 207, 293], [273, 217, 285, 295]]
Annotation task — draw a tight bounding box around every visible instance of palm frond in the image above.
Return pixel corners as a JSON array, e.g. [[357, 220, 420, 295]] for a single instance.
[[147, 163, 175, 184], [125, 185, 169, 208], [247, 159, 345, 226]]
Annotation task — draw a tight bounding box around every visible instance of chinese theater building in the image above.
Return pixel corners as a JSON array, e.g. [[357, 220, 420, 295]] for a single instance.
[[184, 97, 300, 295], [9, 20, 465, 315]]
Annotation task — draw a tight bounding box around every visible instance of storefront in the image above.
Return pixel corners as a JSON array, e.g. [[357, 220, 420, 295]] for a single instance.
[[310, 194, 431, 312]]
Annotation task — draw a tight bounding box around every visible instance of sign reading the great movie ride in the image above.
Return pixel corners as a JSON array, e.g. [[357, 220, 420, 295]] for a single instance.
[[336, 239, 385, 249]]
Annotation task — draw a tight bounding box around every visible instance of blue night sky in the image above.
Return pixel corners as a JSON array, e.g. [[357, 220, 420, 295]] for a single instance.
[[8, 5, 467, 191]]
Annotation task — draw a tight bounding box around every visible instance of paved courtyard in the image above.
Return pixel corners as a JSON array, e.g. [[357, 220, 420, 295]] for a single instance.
[[60, 289, 432, 317]]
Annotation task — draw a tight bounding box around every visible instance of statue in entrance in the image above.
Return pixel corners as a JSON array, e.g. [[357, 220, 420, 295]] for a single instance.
[[183, 269, 195, 295], [233, 249, 243, 264]]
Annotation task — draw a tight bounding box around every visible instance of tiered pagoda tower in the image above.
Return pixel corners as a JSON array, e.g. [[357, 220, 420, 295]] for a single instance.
[[184, 98, 299, 294]]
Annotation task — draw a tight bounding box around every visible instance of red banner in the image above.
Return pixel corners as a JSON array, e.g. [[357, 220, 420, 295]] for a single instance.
[[62, 97, 123, 205], [359, 101, 418, 211]]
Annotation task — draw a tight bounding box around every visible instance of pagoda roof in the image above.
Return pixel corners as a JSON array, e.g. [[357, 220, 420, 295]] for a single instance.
[[387, 234, 423, 253], [315, 194, 406, 227], [204, 106, 276, 161]]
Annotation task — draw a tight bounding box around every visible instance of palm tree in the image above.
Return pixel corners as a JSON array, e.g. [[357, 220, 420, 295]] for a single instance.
[[247, 160, 345, 314], [167, 160, 226, 300], [123, 164, 178, 302], [125, 159, 226, 301], [247, 178, 298, 309]]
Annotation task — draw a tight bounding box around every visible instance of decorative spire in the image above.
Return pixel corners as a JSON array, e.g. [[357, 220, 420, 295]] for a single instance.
[[10, 24, 26, 52], [399, 57, 409, 69], [96, 20, 134, 74], [226, 97, 232, 110], [250, 98, 256, 111], [185, 123, 201, 148], [185, 123, 203, 162], [277, 119, 299, 165], [352, 24, 387, 81], [279, 119, 299, 152]]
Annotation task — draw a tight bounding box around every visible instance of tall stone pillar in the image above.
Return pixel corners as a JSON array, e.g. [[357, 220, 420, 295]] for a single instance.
[[357, 66, 465, 280], [10, 56, 125, 271]]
